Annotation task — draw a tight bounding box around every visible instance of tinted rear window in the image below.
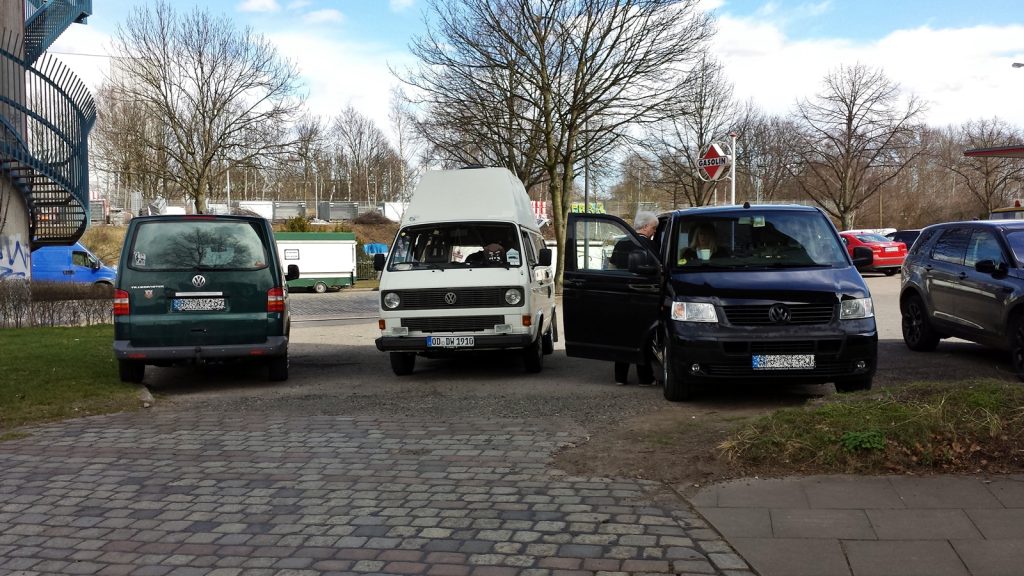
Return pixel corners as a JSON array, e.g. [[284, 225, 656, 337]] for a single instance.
[[128, 220, 270, 271]]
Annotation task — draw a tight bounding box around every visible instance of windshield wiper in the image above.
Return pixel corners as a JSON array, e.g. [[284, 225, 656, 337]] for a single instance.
[[766, 262, 833, 268]]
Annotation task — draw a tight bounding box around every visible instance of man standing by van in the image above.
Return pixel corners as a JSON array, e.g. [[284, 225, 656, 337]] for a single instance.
[[614, 211, 659, 385]]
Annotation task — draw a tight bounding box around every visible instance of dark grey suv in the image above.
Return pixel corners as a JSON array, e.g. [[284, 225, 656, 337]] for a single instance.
[[900, 220, 1024, 378]]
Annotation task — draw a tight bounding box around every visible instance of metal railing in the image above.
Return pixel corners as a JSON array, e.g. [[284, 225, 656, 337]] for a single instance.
[[0, 29, 95, 247], [23, 0, 92, 65]]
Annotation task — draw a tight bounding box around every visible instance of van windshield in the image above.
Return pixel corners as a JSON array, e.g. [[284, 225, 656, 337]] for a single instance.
[[673, 210, 848, 270], [129, 220, 270, 271], [388, 222, 522, 270]]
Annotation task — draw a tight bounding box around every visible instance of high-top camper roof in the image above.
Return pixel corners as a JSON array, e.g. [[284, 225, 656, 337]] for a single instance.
[[402, 167, 537, 229]]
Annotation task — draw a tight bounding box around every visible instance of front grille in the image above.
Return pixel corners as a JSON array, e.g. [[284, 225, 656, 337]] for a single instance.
[[389, 288, 515, 309], [401, 315, 504, 333], [723, 303, 835, 326], [722, 340, 842, 355]]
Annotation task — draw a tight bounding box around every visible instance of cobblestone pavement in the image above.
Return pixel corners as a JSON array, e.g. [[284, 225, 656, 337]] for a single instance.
[[0, 411, 754, 576], [289, 290, 380, 321]]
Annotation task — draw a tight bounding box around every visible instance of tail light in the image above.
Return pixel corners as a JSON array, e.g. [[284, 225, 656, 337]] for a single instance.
[[267, 287, 286, 313], [113, 289, 130, 316]]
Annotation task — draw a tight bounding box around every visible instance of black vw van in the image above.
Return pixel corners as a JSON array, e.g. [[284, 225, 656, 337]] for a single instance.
[[563, 204, 877, 401]]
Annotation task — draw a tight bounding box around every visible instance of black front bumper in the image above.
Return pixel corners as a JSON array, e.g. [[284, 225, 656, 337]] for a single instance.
[[376, 333, 533, 352], [667, 323, 878, 384]]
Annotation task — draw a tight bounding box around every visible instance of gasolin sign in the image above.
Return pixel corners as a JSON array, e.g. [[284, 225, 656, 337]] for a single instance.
[[697, 142, 731, 181]]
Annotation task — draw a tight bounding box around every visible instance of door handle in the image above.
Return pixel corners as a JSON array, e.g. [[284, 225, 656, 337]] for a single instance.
[[565, 279, 584, 287], [628, 283, 659, 293]]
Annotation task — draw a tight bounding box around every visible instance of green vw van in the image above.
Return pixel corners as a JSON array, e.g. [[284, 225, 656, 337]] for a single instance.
[[113, 215, 298, 383]]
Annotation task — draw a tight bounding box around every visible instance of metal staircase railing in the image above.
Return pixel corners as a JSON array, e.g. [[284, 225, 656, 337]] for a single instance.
[[23, 0, 93, 66], [1, 30, 96, 248]]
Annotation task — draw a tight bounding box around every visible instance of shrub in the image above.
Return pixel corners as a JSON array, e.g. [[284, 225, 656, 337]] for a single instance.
[[353, 211, 390, 225], [0, 280, 112, 328], [284, 216, 311, 232]]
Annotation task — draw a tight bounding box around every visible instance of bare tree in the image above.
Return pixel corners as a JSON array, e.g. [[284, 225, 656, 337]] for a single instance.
[[389, 87, 424, 203], [733, 103, 801, 204], [331, 106, 395, 204], [104, 1, 304, 213], [933, 118, 1024, 217], [644, 57, 735, 209], [399, 0, 714, 287], [790, 63, 926, 229]]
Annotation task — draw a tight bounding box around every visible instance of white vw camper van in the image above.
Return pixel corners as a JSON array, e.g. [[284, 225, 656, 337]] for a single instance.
[[373, 167, 557, 375]]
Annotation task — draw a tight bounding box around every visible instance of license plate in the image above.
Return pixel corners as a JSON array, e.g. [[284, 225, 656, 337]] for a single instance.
[[752, 354, 815, 370], [427, 336, 475, 348], [884, 246, 898, 252], [173, 298, 225, 312]]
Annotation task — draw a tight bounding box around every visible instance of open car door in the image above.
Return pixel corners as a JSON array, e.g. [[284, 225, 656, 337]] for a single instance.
[[563, 213, 662, 364]]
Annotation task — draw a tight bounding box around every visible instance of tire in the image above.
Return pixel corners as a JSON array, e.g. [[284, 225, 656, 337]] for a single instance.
[[118, 360, 144, 384], [901, 294, 940, 351], [313, 282, 328, 294], [268, 354, 289, 381], [659, 331, 693, 401], [835, 375, 873, 393], [614, 362, 630, 385], [390, 352, 416, 376], [523, 333, 544, 373], [1008, 314, 1024, 382]]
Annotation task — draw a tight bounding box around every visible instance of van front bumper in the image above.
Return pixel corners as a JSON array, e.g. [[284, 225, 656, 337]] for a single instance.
[[114, 337, 288, 361], [376, 334, 533, 352], [666, 323, 877, 384]]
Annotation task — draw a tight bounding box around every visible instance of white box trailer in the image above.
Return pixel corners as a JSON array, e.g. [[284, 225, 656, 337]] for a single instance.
[[274, 232, 358, 293]]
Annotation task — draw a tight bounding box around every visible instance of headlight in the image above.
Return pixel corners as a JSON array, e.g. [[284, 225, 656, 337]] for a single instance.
[[670, 301, 718, 323], [383, 292, 401, 309], [840, 298, 874, 319], [504, 288, 522, 305]]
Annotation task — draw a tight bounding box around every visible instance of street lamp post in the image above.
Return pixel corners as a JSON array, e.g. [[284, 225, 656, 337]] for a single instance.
[[729, 131, 737, 205]]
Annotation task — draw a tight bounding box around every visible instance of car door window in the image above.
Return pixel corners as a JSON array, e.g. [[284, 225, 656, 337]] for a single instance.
[[965, 230, 1005, 268], [930, 228, 970, 265], [575, 219, 636, 271], [72, 251, 89, 267]]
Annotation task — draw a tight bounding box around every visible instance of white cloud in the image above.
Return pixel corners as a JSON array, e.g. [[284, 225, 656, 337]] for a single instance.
[[238, 0, 280, 13], [389, 0, 415, 12], [268, 31, 416, 136], [712, 15, 1024, 128], [286, 0, 311, 8], [303, 9, 344, 25]]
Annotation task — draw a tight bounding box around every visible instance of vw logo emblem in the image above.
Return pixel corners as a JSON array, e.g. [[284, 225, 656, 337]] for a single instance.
[[444, 292, 457, 305], [768, 303, 791, 324], [192, 275, 207, 288]]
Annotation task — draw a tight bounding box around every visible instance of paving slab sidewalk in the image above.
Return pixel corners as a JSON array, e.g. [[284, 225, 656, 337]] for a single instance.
[[689, 474, 1024, 576]]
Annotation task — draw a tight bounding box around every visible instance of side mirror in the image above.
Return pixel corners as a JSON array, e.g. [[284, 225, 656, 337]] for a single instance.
[[373, 253, 386, 271], [536, 248, 552, 267], [851, 246, 873, 269], [285, 264, 300, 281], [91, 260, 101, 271], [627, 249, 659, 275], [975, 259, 1008, 277]]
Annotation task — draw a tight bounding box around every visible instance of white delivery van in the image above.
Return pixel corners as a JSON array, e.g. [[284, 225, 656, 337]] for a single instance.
[[373, 166, 557, 375], [275, 232, 358, 293]]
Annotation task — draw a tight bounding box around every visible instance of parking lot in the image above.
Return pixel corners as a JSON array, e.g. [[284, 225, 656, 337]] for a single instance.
[[1, 274, 1018, 575]]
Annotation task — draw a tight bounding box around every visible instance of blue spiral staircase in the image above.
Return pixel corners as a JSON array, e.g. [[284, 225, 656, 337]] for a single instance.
[[1, 0, 94, 248]]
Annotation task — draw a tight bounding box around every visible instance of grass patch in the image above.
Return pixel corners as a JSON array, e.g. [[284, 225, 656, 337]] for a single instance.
[[0, 324, 141, 432], [720, 380, 1024, 475]]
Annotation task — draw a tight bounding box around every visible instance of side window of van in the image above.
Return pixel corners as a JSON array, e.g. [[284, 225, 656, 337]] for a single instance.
[[72, 251, 90, 267], [520, 231, 537, 266]]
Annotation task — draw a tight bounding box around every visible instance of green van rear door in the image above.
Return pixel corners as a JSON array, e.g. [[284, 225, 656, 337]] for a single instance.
[[119, 218, 279, 347]]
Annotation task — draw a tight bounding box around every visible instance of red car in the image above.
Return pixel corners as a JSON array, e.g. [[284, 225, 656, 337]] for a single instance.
[[840, 231, 906, 275]]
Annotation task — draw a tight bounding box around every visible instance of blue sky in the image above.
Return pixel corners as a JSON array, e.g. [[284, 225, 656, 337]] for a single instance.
[[51, 0, 1024, 136]]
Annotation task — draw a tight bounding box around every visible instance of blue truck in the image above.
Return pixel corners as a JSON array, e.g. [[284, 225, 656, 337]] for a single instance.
[[31, 242, 117, 285]]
